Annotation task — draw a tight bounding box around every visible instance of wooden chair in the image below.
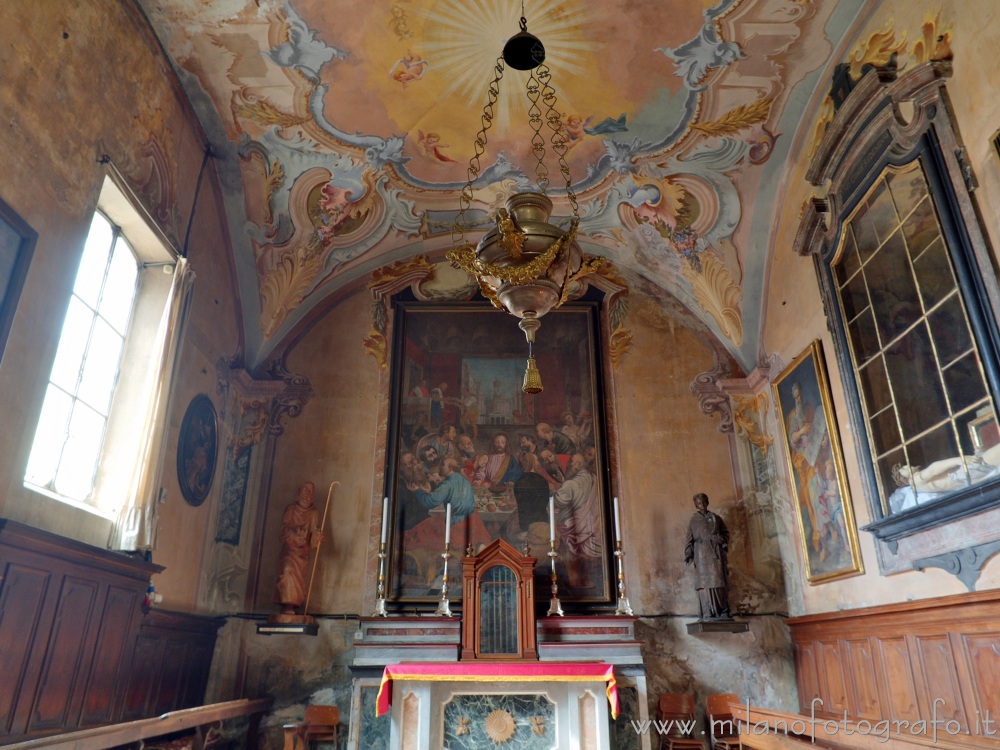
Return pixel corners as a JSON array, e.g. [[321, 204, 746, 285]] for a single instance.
[[707, 693, 740, 750], [657, 693, 705, 750], [282, 705, 340, 750]]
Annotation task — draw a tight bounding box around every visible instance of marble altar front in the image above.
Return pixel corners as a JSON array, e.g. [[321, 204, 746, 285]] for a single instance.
[[347, 616, 651, 750]]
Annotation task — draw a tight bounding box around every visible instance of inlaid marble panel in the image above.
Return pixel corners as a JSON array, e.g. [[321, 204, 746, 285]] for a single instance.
[[610, 685, 640, 750], [359, 686, 390, 750], [442, 694, 555, 750]]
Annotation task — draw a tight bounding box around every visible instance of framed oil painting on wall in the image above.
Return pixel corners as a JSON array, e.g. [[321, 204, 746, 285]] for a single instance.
[[773, 340, 864, 583], [177, 394, 218, 507], [386, 301, 612, 607], [0, 198, 36, 366]]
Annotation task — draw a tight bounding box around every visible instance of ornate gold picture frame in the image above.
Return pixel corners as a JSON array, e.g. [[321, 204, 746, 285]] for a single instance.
[[773, 340, 863, 583]]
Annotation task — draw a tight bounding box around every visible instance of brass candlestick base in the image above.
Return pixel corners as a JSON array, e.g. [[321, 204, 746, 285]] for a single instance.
[[435, 544, 453, 617], [547, 541, 564, 616], [373, 542, 388, 617], [614, 542, 633, 616]]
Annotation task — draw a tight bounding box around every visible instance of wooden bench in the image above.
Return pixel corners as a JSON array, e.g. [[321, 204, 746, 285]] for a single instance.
[[6, 698, 273, 750]]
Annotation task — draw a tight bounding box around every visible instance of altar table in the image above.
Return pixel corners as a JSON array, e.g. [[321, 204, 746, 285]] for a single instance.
[[376, 662, 619, 718], [376, 662, 619, 749]]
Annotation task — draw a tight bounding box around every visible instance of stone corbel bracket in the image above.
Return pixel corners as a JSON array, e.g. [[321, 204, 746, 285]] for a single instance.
[[913, 540, 1000, 592]]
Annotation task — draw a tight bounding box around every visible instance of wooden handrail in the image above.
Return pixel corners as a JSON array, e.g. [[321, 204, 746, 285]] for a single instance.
[[732, 703, 1000, 750], [6, 698, 273, 750]]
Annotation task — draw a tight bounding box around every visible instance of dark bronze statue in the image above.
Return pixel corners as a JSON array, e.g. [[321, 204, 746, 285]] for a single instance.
[[683, 492, 732, 620]]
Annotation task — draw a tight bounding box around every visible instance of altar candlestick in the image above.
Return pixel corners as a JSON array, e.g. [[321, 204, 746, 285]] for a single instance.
[[380, 496, 389, 544], [444, 502, 452, 546], [548, 496, 556, 542], [613, 496, 621, 542]]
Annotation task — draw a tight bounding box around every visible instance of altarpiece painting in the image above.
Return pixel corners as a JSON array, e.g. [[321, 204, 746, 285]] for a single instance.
[[386, 303, 611, 606]]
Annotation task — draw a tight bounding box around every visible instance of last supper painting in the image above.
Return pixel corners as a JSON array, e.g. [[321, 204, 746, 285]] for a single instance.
[[386, 302, 612, 605]]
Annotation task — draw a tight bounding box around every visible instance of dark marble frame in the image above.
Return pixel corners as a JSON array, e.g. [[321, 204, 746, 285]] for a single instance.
[[0, 197, 36, 367]]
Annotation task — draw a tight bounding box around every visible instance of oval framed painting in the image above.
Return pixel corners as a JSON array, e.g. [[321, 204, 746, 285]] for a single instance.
[[177, 394, 218, 507]]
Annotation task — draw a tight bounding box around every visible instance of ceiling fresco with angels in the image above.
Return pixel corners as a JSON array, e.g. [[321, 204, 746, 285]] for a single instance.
[[138, 0, 867, 369]]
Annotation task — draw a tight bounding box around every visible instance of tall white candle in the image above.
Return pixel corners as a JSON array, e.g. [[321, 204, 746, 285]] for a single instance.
[[380, 496, 389, 544], [444, 502, 452, 546], [549, 496, 556, 542], [613, 496, 622, 542]]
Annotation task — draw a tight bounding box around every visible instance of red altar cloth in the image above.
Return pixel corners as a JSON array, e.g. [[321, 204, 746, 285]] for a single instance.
[[376, 662, 619, 719]]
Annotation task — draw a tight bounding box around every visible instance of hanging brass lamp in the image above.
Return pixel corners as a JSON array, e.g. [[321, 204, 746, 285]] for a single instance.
[[447, 9, 584, 394]]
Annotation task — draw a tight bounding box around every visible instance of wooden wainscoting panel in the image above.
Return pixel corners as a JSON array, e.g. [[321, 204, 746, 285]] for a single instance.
[[79, 585, 144, 727], [122, 633, 164, 721], [153, 640, 189, 716], [874, 636, 921, 724], [912, 634, 969, 731], [845, 638, 881, 720], [0, 563, 52, 738], [26, 576, 100, 734], [959, 633, 1000, 720], [793, 641, 821, 714], [817, 640, 850, 714]]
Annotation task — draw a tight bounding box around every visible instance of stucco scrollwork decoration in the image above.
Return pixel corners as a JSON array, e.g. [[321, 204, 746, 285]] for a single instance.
[[690, 364, 734, 434], [363, 256, 440, 370], [262, 360, 316, 437]]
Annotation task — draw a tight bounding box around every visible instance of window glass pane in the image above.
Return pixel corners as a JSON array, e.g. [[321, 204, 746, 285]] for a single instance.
[[880, 447, 906, 515], [906, 423, 963, 487], [77, 318, 123, 415], [887, 163, 929, 220], [885, 321, 947, 440], [866, 230, 920, 347], [24, 385, 73, 488], [943, 352, 988, 415], [867, 182, 898, 244], [912, 237, 955, 309], [848, 307, 881, 363], [840, 267, 869, 322], [99, 238, 138, 334], [901, 196, 940, 259], [870, 406, 902, 456], [75, 214, 113, 309], [852, 204, 880, 263], [49, 296, 93, 394], [958, 405, 997, 456], [858, 356, 892, 413], [836, 232, 861, 286], [53, 400, 105, 501], [928, 294, 971, 367]]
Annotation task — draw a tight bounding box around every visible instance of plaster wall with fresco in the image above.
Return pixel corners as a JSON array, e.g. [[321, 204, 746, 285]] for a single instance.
[[764, 0, 1000, 618], [0, 0, 242, 611]]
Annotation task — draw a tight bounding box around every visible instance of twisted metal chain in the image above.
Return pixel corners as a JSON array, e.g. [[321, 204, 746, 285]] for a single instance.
[[535, 62, 579, 218], [452, 56, 505, 249], [525, 66, 550, 193]]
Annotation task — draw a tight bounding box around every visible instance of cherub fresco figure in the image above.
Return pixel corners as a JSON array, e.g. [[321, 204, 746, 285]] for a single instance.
[[390, 50, 429, 88], [417, 131, 458, 163]]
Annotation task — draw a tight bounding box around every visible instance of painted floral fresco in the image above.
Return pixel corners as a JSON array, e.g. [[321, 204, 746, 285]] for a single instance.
[[135, 0, 862, 370]]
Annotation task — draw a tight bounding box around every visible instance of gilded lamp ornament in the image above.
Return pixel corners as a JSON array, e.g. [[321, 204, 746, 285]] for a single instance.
[[446, 9, 584, 394]]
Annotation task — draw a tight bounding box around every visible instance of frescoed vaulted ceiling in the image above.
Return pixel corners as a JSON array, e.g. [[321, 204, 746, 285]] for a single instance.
[[135, 0, 871, 371]]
